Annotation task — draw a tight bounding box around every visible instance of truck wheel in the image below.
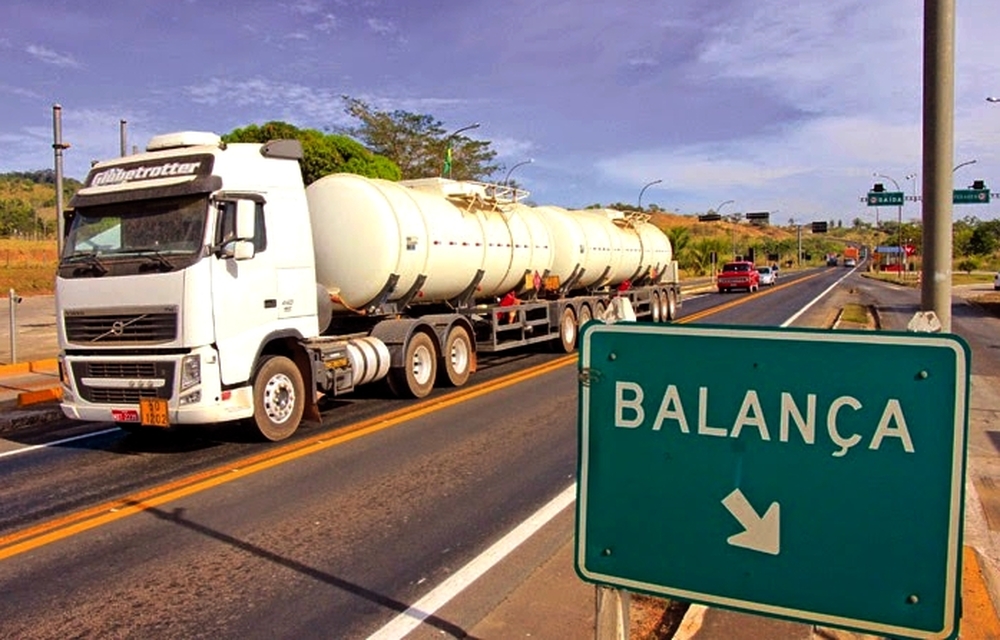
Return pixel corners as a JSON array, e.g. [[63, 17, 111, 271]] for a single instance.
[[578, 304, 592, 328], [251, 355, 304, 442], [651, 292, 662, 323], [440, 325, 472, 387], [666, 289, 677, 321], [595, 300, 607, 320], [388, 331, 437, 398], [557, 306, 577, 353]]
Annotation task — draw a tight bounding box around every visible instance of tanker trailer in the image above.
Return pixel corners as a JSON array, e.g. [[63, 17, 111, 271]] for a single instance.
[[56, 132, 681, 442], [305, 174, 682, 353]]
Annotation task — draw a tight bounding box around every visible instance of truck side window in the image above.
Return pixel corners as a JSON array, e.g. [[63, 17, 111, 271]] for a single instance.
[[216, 201, 267, 253]]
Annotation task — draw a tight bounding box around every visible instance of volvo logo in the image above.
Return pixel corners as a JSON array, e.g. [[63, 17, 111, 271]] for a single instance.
[[111, 321, 126, 336]]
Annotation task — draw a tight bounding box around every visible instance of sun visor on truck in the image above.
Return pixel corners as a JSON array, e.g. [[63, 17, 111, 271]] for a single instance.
[[70, 153, 221, 208]]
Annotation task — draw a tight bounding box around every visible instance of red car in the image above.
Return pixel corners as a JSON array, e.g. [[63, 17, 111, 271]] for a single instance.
[[717, 261, 760, 293]]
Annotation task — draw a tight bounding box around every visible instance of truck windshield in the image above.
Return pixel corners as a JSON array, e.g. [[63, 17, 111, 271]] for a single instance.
[[64, 195, 208, 260]]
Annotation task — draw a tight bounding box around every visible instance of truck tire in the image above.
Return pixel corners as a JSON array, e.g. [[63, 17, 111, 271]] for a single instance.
[[666, 289, 677, 321], [578, 304, 592, 328], [557, 306, 577, 353], [251, 355, 305, 442], [651, 291, 662, 322], [388, 331, 437, 398], [440, 325, 472, 387], [595, 300, 607, 320]]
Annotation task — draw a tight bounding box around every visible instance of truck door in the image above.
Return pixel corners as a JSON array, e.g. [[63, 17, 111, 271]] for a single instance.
[[210, 199, 278, 385]]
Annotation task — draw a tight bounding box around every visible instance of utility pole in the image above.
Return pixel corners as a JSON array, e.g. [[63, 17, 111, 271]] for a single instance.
[[921, 0, 955, 331], [53, 105, 70, 255]]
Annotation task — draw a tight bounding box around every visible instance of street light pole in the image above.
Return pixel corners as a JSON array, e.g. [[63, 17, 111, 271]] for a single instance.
[[442, 122, 481, 178], [503, 158, 533, 187], [874, 172, 903, 275], [638, 179, 662, 210], [952, 158, 977, 179]]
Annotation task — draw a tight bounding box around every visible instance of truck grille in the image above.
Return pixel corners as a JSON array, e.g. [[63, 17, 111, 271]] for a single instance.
[[70, 360, 175, 404], [88, 388, 160, 404], [64, 307, 178, 345]]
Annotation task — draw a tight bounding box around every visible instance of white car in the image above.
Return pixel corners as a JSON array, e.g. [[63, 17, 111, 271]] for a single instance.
[[756, 266, 776, 286]]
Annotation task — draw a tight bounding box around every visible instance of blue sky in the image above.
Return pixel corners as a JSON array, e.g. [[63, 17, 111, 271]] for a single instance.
[[2, 0, 999, 224]]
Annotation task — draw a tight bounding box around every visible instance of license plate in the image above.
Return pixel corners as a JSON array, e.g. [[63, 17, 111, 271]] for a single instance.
[[139, 398, 170, 427], [111, 408, 140, 423]]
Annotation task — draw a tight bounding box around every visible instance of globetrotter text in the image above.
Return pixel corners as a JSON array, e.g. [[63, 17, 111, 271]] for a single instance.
[[90, 161, 203, 187], [613, 381, 915, 458]]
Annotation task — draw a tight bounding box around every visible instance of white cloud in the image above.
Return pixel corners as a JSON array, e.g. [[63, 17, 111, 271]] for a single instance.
[[315, 14, 339, 32], [367, 18, 396, 36], [26, 44, 82, 68], [183, 77, 354, 127], [286, 32, 309, 41], [0, 84, 42, 99], [289, 0, 324, 15]]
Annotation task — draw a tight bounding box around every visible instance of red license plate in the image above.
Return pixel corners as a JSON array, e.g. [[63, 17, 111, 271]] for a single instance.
[[111, 408, 140, 423]]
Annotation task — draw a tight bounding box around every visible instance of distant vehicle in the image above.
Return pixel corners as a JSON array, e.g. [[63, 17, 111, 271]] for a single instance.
[[717, 261, 760, 293], [826, 253, 839, 267], [756, 266, 776, 286], [994, 272, 1000, 290], [843, 246, 860, 266], [844, 258, 857, 268]]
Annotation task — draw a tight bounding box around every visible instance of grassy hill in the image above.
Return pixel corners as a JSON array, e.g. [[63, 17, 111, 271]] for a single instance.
[[0, 170, 82, 239]]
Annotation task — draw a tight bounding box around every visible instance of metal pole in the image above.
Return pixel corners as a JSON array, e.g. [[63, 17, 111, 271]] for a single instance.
[[53, 105, 68, 255], [120, 119, 127, 157], [441, 122, 480, 178], [637, 179, 662, 210], [874, 174, 902, 275], [922, 0, 955, 331], [595, 585, 630, 640], [504, 158, 534, 187], [8, 288, 17, 364], [797, 225, 802, 267]]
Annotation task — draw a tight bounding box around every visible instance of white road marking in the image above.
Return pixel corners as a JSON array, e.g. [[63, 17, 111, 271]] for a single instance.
[[781, 267, 856, 327], [0, 428, 119, 460], [367, 482, 577, 640]]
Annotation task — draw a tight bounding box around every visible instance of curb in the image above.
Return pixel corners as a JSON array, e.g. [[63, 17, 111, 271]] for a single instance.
[[0, 405, 66, 435], [0, 358, 58, 376]]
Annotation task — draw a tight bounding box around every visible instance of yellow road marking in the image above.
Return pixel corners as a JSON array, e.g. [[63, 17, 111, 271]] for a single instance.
[[0, 356, 572, 560]]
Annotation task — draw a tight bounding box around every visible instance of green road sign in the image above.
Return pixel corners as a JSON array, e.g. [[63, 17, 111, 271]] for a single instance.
[[576, 324, 969, 639], [953, 189, 990, 204], [867, 191, 905, 206]]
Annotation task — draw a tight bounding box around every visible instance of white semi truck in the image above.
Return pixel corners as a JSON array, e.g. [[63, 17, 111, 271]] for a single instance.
[[56, 132, 681, 440]]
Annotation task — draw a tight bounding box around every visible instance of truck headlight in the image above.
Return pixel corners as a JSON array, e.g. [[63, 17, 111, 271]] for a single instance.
[[181, 354, 201, 391]]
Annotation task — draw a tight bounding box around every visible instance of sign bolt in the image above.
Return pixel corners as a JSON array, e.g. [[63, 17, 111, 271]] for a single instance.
[[602, 548, 613, 556], [608, 353, 617, 361], [906, 594, 919, 604], [918, 371, 929, 380]]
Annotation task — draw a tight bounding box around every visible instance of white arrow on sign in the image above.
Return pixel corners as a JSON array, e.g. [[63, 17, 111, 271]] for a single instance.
[[722, 489, 781, 555]]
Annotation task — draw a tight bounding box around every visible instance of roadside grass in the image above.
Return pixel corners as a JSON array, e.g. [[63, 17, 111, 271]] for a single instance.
[[840, 303, 869, 325], [0, 239, 58, 296]]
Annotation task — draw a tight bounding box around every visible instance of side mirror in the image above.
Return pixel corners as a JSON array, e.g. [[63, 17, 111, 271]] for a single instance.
[[233, 240, 255, 261], [235, 200, 256, 240]]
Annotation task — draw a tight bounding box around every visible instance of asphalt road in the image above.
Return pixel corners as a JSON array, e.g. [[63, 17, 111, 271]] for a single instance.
[[0, 267, 861, 638]]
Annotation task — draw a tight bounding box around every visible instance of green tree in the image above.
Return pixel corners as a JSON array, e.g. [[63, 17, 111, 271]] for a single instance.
[[666, 227, 691, 268], [686, 237, 729, 276], [341, 97, 501, 181], [0, 198, 34, 237], [223, 121, 400, 185], [968, 220, 1000, 255]]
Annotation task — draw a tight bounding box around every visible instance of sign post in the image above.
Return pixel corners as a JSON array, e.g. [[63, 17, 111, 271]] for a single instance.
[[576, 323, 969, 639]]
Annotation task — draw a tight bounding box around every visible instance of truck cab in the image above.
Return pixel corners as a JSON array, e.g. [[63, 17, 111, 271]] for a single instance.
[[57, 132, 322, 439]]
